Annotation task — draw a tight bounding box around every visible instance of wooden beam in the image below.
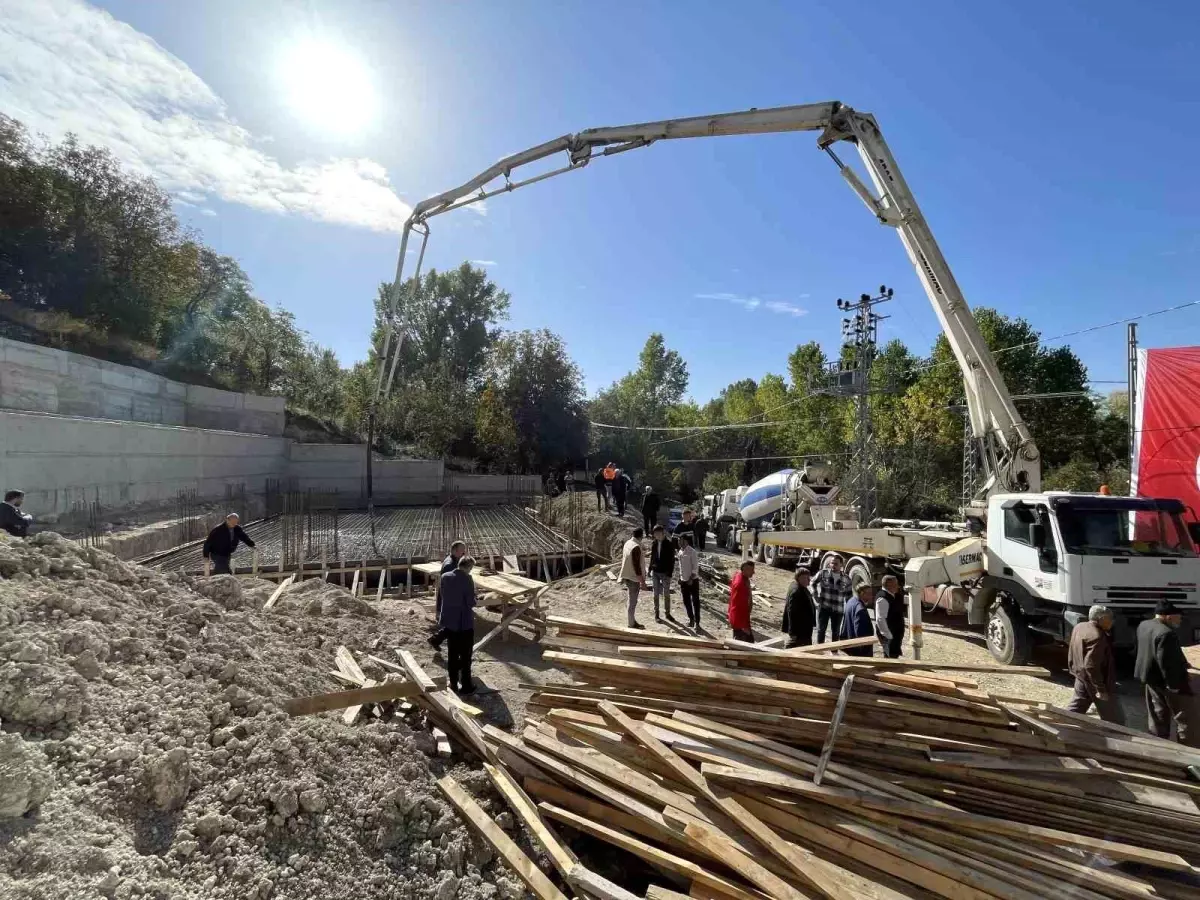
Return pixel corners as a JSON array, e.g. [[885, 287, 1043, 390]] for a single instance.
[[814, 673, 854, 786], [485, 762, 577, 879], [438, 776, 569, 900], [285, 680, 423, 716], [786, 636, 878, 655], [351, 568, 361, 596], [263, 573, 296, 609], [568, 866, 643, 900]]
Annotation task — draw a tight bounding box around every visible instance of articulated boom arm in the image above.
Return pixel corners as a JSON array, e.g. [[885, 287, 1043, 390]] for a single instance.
[[373, 102, 1041, 508]]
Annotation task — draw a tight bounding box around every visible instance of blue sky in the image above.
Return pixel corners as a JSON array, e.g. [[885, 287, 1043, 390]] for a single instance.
[[2, 0, 1197, 401]]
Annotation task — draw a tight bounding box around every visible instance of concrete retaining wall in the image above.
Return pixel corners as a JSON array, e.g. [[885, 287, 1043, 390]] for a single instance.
[[0, 411, 290, 517], [0, 337, 285, 435]]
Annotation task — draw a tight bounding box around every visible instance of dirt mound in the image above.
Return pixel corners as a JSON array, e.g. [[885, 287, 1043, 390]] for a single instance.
[[0, 532, 520, 900]]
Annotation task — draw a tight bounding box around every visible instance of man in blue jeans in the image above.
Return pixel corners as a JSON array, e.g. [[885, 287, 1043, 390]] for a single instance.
[[649, 525, 676, 621]]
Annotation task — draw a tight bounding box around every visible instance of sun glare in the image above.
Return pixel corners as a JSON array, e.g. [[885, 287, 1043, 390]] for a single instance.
[[278, 38, 376, 135]]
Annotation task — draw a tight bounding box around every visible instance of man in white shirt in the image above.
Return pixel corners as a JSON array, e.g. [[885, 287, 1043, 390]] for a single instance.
[[676, 532, 701, 629], [619, 528, 648, 629]]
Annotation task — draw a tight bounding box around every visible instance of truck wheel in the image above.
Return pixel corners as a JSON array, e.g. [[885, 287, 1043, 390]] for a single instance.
[[763, 542, 785, 568], [845, 560, 872, 593], [986, 601, 1032, 666], [755, 542, 766, 564]]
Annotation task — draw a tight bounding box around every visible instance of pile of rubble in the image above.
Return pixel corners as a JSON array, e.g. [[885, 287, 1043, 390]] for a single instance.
[[0, 532, 531, 900]]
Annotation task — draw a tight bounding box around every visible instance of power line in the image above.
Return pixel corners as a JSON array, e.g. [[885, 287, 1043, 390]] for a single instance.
[[666, 453, 853, 464]]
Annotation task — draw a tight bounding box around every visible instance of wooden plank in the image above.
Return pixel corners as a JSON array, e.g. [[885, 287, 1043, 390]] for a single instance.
[[438, 776, 569, 900], [263, 573, 296, 609], [537, 802, 766, 900], [342, 678, 378, 725], [597, 701, 858, 900], [700, 763, 1197, 874], [286, 680, 422, 716], [814, 674, 854, 786], [485, 762, 578, 879], [568, 865, 643, 900], [376, 569, 386, 602], [335, 646, 368, 684], [786, 636, 878, 654], [351, 568, 361, 596]]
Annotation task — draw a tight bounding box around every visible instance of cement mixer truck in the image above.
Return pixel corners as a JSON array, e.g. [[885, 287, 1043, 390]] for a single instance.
[[726, 464, 861, 567]]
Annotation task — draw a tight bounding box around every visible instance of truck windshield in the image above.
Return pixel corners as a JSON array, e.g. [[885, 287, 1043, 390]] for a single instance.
[[1055, 503, 1197, 558]]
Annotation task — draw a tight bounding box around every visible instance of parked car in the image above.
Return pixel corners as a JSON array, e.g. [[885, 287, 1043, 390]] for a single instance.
[[666, 506, 686, 533]]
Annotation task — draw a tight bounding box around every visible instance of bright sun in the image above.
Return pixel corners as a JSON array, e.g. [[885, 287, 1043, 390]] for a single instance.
[[278, 38, 376, 135]]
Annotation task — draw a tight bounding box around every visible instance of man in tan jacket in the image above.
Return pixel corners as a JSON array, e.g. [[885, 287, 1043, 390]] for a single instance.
[[1067, 604, 1124, 724]]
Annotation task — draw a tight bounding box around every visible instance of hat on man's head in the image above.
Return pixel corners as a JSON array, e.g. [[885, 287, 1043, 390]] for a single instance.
[[1155, 599, 1181, 615]]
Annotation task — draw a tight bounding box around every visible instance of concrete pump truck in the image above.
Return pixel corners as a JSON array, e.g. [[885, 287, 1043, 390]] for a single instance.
[[368, 101, 1200, 665]]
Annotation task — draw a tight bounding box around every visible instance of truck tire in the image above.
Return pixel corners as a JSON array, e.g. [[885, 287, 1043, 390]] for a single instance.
[[754, 542, 766, 564], [986, 600, 1033, 666], [844, 559, 873, 595]]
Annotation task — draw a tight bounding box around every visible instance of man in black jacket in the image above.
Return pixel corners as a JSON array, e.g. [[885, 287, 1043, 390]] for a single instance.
[[613, 469, 631, 517], [594, 470, 608, 512], [1, 490, 32, 537], [1134, 600, 1197, 745], [781, 568, 815, 648], [874, 575, 906, 658], [430, 540, 468, 651], [648, 525, 676, 621], [642, 486, 660, 533], [202, 513, 256, 575]]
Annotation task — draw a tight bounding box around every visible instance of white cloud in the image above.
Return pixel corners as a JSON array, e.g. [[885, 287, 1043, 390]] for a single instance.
[[0, 0, 412, 232], [695, 292, 806, 316], [765, 300, 808, 317], [470, 259, 497, 267]]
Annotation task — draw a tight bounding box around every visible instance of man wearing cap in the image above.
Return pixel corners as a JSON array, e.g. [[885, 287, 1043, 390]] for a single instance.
[[839, 583, 876, 657], [202, 513, 256, 575], [1134, 600, 1197, 745], [1, 490, 32, 537], [1067, 605, 1124, 724], [811, 555, 853, 644]]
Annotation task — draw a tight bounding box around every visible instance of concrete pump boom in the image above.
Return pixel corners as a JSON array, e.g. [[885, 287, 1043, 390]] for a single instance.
[[371, 101, 1041, 515]]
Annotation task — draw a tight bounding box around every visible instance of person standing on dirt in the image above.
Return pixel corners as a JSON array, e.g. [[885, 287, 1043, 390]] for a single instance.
[[874, 575, 906, 659], [202, 513, 256, 575], [619, 528, 648, 629], [812, 554, 852, 644], [1, 490, 32, 537], [642, 485, 661, 533], [613, 469, 630, 517], [728, 559, 755, 643], [782, 568, 816, 649], [594, 469, 608, 512], [839, 583, 875, 657], [1135, 600, 1196, 744], [438, 555, 478, 694], [1067, 605, 1123, 725], [603, 462, 617, 504], [429, 540, 468, 651], [676, 532, 701, 629], [649, 524, 677, 622]]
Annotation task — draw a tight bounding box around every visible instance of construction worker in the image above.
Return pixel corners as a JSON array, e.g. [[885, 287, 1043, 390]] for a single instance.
[[1135, 600, 1197, 744], [839, 583, 876, 657], [438, 555, 478, 694], [429, 540, 468, 651], [594, 469, 608, 512], [1, 490, 32, 537], [812, 555, 852, 644], [603, 462, 617, 503], [1067, 604, 1124, 724], [642, 485, 661, 533], [728, 559, 755, 643], [619, 528, 648, 629], [875, 574, 905, 658], [202, 513, 255, 575], [782, 568, 816, 649]]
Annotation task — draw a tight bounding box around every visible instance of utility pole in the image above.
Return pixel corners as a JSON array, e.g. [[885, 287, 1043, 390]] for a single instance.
[[814, 286, 894, 524], [1127, 323, 1138, 477]]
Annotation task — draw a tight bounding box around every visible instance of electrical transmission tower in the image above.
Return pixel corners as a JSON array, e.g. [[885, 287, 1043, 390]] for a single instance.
[[813, 285, 895, 524]]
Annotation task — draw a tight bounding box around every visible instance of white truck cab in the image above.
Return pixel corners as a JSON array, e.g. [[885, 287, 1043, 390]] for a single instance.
[[975, 492, 1200, 662]]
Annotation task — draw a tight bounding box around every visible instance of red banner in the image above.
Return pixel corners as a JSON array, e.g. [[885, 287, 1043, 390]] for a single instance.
[[1132, 347, 1200, 522]]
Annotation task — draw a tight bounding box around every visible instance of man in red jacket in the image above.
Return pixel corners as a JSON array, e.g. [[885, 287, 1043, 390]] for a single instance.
[[728, 559, 755, 642]]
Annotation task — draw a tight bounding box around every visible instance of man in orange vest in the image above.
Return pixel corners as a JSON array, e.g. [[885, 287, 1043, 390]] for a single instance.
[[602, 462, 617, 505]]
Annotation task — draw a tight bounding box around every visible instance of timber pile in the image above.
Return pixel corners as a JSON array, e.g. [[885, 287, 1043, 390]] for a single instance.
[[459, 618, 1200, 900]]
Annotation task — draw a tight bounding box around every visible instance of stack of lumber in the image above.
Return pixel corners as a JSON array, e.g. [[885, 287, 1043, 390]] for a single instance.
[[461, 618, 1200, 900]]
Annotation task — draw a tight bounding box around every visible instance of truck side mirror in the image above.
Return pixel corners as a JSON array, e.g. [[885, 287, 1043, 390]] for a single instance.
[[1030, 522, 1046, 548]]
